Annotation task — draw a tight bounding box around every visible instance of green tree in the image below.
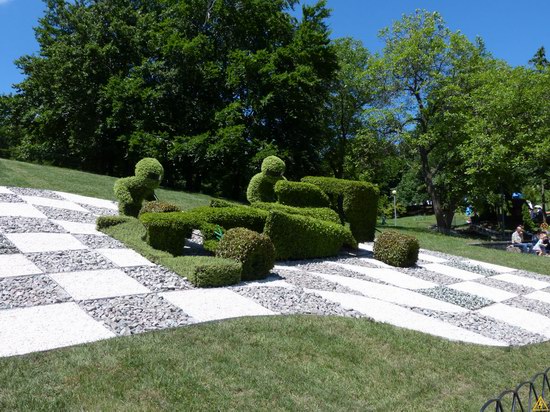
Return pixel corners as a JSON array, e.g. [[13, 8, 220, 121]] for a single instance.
[[529, 46, 549, 72]]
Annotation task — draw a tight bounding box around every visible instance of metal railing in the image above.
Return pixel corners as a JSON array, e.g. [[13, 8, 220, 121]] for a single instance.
[[480, 367, 550, 411]]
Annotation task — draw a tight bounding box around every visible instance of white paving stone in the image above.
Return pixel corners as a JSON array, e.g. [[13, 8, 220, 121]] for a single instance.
[[309, 272, 467, 313], [356, 257, 394, 268], [0, 302, 115, 357], [449, 281, 516, 302], [20, 196, 89, 212], [420, 263, 484, 281], [417, 252, 448, 263], [330, 262, 438, 290], [51, 219, 105, 236], [54, 191, 118, 210], [358, 242, 373, 252], [240, 277, 295, 288], [525, 291, 550, 306], [0, 254, 42, 278], [490, 273, 550, 290], [50, 269, 150, 300], [5, 233, 86, 253], [462, 259, 517, 273], [310, 290, 507, 346], [0, 186, 13, 194], [161, 289, 276, 322], [96, 248, 155, 267], [0, 202, 46, 218], [478, 303, 550, 338]]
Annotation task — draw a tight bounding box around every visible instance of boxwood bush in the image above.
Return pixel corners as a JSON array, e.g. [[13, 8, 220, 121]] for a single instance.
[[139, 200, 180, 215], [185, 206, 268, 233], [373, 231, 419, 267], [96, 215, 132, 229], [251, 202, 340, 224], [209, 198, 236, 208], [140, 212, 195, 255], [162, 256, 242, 287], [216, 228, 275, 280], [274, 180, 330, 208], [264, 211, 356, 260], [301, 176, 379, 242]]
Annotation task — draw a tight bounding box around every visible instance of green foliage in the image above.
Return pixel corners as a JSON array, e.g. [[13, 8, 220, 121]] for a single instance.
[[114, 158, 164, 217], [163, 256, 242, 288], [140, 212, 195, 255], [216, 228, 275, 280], [185, 206, 269, 234], [209, 198, 237, 208], [377, 195, 407, 218], [96, 215, 132, 230], [374, 231, 419, 267], [260, 156, 286, 177], [139, 200, 180, 215], [302, 176, 379, 242], [522, 204, 537, 233], [251, 202, 340, 224], [274, 180, 330, 208], [246, 156, 286, 204], [264, 211, 356, 260]]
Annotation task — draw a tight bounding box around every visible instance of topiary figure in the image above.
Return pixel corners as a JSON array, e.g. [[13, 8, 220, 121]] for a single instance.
[[139, 200, 180, 216], [246, 155, 286, 204], [216, 227, 275, 280], [114, 158, 164, 217]]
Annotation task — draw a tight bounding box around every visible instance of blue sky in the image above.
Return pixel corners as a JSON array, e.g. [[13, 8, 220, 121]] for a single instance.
[[1, 0, 549, 94]]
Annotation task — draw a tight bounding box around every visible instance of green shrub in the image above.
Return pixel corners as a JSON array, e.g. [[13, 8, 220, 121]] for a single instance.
[[209, 198, 236, 208], [185, 206, 268, 233], [162, 256, 242, 287], [246, 155, 286, 203], [264, 211, 356, 260], [139, 200, 180, 215], [274, 180, 330, 208], [140, 212, 195, 255], [302, 176, 379, 242], [261, 155, 286, 177], [216, 228, 275, 280], [251, 202, 340, 224], [96, 215, 132, 229], [373, 231, 419, 267]]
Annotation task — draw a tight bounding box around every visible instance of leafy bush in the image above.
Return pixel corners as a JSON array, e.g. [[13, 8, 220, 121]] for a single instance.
[[274, 180, 330, 208], [139, 200, 180, 215], [246, 155, 286, 203], [216, 228, 275, 280], [162, 256, 242, 287], [373, 231, 419, 267], [264, 211, 356, 260], [209, 198, 236, 208], [186, 206, 268, 233], [302, 176, 379, 242], [251, 202, 340, 224], [261, 155, 286, 177], [96, 215, 132, 229], [140, 212, 195, 255]]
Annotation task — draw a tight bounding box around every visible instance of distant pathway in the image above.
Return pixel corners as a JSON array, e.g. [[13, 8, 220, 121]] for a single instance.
[[1, 186, 550, 357]]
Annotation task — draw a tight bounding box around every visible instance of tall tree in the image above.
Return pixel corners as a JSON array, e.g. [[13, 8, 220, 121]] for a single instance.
[[529, 46, 549, 72]]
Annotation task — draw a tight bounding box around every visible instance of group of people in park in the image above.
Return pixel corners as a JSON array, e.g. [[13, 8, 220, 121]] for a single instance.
[[512, 225, 549, 256]]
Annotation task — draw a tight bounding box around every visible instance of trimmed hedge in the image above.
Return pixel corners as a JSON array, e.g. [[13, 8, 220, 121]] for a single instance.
[[162, 256, 242, 287], [216, 228, 275, 280], [251, 202, 340, 224], [264, 211, 356, 260], [96, 215, 132, 229], [209, 198, 236, 208], [185, 206, 268, 233], [302, 176, 379, 242], [139, 200, 180, 215], [373, 231, 419, 267], [274, 180, 330, 208], [140, 212, 195, 255]]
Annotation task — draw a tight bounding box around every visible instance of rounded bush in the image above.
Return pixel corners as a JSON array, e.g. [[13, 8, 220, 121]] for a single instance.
[[373, 231, 419, 267], [216, 227, 275, 280], [139, 200, 180, 215], [261, 155, 286, 177], [135, 158, 164, 189]]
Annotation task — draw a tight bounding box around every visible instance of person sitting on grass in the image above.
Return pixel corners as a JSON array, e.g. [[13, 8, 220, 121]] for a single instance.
[[533, 233, 548, 256], [511, 225, 532, 253]]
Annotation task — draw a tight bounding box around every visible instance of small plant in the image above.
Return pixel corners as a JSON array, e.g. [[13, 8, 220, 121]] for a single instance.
[[373, 231, 419, 267], [216, 228, 275, 280], [214, 225, 224, 240]]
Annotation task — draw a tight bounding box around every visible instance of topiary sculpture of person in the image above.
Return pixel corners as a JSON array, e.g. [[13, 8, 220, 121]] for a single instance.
[[114, 158, 164, 217], [246, 155, 286, 204]]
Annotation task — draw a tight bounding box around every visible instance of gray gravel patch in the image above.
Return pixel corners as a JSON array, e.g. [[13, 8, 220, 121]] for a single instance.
[[513, 270, 550, 283], [443, 260, 499, 276], [0, 217, 66, 233], [123, 266, 194, 292], [27, 250, 115, 273], [331, 256, 380, 269], [397, 266, 460, 286], [34, 205, 96, 223], [475, 277, 535, 295], [74, 234, 124, 249], [8, 187, 65, 199], [285, 262, 391, 286], [273, 268, 362, 295], [0, 193, 23, 202], [80, 294, 194, 335], [0, 234, 18, 254], [233, 286, 363, 317], [81, 204, 118, 216], [0, 275, 71, 310], [505, 296, 550, 318], [418, 286, 493, 310]]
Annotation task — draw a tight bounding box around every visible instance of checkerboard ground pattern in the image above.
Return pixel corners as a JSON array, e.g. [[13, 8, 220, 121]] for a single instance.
[[1, 186, 549, 357]]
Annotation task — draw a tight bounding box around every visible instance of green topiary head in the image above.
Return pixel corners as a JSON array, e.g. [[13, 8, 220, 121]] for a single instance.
[[135, 158, 164, 189], [261, 156, 285, 178]]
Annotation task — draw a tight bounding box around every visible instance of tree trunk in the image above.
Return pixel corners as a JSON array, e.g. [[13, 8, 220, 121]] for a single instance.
[[542, 179, 547, 224]]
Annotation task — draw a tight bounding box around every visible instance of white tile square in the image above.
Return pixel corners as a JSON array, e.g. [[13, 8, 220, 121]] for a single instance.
[[525, 291, 550, 305], [0, 187, 14, 194], [54, 191, 118, 210], [0, 254, 42, 278], [20, 196, 89, 212], [5, 233, 86, 253], [420, 263, 483, 281], [0, 202, 47, 218], [449, 281, 516, 302], [490, 273, 550, 290], [418, 252, 448, 263], [50, 269, 150, 300], [0, 302, 115, 357], [51, 220, 104, 236], [478, 303, 550, 338], [161, 289, 276, 322], [96, 248, 154, 267]]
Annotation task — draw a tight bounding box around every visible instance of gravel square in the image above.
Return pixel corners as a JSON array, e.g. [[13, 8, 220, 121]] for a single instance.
[[51, 220, 103, 235], [0, 234, 19, 254], [80, 204, 118, 216], [418, 286, 493, 310], [26, 249, 116, 273], [7, 187, 65, 199], [0, 275, 71, 310], [74, 234, 125, 249], [123, 266, 193, 292], [0, 194, 23, 203], [0, 217, 66, 234], [53, 191, 118, 211], [20, 196, 89, 212], [34, 205, 96, 223], [80, 294, 194, 336]]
